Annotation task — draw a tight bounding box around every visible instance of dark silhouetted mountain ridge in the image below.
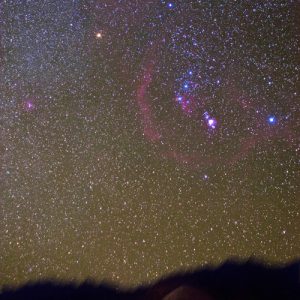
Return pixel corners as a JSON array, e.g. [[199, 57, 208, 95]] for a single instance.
[[1, 260, 299, 300]]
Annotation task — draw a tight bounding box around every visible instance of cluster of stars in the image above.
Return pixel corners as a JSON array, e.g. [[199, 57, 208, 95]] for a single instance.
[[172, 49, 278, 133]]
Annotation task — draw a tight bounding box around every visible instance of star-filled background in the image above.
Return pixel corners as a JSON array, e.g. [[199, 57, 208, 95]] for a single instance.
[[0, 0, 299, 288]]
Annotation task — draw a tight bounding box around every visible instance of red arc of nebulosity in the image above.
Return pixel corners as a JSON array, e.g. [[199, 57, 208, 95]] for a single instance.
[[136, 60, 161, 142], [135, 46, 297, 170]]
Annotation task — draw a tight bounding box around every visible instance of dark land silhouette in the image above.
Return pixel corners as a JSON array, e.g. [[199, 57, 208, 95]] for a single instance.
[[1, 260, 299, 300]]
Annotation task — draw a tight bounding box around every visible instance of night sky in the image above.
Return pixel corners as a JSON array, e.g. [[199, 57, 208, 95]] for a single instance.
[[1, 0, 299, 288]]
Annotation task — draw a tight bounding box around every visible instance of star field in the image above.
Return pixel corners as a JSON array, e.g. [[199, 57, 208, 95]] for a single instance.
[[0, 0, 299, 288]]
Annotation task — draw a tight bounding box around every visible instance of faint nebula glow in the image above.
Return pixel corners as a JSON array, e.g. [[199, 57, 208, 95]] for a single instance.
[[24, 100, 35, 111]]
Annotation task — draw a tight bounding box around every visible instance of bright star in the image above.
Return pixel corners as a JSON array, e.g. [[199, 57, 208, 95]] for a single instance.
[[96, 32, 103, 39], [268, 116, 276, 124]]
